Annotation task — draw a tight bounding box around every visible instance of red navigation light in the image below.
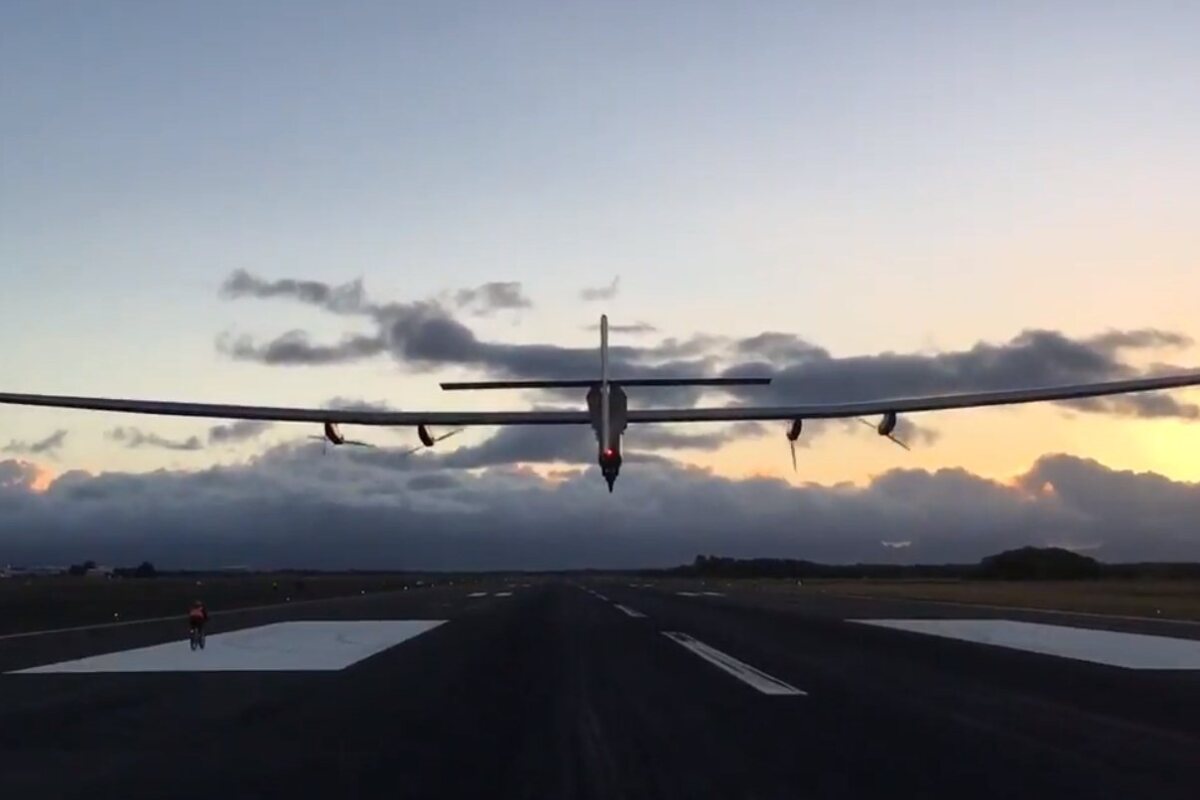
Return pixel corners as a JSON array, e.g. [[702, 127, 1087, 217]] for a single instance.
[[603, 448, 615, 458]]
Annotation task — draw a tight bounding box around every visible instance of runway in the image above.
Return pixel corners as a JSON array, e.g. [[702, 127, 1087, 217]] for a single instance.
[[2, 580, 1198, 799]]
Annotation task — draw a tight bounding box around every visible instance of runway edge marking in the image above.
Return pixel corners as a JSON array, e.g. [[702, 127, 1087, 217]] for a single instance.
[[0, 589, 409, 641], [662, 632, 806, 696]]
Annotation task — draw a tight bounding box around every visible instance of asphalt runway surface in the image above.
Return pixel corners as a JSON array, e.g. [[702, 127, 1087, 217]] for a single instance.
[[2, 580, 1198, 799]]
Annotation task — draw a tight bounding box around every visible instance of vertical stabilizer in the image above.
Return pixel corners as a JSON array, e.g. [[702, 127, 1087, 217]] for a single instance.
[[600, 314, 610, 452]]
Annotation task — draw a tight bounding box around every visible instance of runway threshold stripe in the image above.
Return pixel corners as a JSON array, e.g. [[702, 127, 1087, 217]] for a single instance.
[[662, 632, 806, 696], [13, 621, 446, 674], [614, 604, 646, 618], [852, 619, 1200, 670]]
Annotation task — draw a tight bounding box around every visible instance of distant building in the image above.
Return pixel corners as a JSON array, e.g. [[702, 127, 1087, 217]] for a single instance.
[[85, 565, 114, 579]]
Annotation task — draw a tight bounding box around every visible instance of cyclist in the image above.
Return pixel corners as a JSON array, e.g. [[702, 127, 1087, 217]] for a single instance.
[[188, 600, 209, 648]]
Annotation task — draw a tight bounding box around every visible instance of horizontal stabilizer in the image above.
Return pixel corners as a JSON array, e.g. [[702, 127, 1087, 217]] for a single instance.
[[440, 377, 771, 391]]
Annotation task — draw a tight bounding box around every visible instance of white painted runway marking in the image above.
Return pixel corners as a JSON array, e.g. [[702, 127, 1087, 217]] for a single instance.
[[594, 593, 609, 601], [853, 619, 1200, 670], [663, 632, 805, 695], [676, 591, 701, 597], [701, 591, 726, 597], [614, 604, 646, 618], [11, 620, 445, 674], [494, 592, 513, 597], [467, 592, 488, 598]]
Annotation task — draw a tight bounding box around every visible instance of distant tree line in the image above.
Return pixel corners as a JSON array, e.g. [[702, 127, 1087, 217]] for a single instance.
[[657, 548, 1200, 581], [65, 560, 156, 578]]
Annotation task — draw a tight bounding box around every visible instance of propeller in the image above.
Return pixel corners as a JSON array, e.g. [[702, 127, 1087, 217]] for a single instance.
[[786, 419, 803, 472], [856, 417, 910, 451], [308, 422, 375, 454], [306, 435, 375, 454], [404, 426, 464, 456]]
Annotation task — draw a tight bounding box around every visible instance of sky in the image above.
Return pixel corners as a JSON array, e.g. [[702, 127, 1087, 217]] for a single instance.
[[2, 1, 1198, 567]]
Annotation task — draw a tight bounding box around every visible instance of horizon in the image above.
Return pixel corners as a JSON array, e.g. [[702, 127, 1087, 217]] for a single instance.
[[3, 2, 1198, 567]]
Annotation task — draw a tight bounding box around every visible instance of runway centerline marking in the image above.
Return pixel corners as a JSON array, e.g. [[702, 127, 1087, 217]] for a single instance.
[[614, 604, 646, 619], [493, 592, 513, 597], [676, 591, 701, 597], [662, 632, 806, 696], [852, 619, 1200, 670], [11, 620, 446, 674], [466, 592, 488, 598], [701, 591, 725, 597]]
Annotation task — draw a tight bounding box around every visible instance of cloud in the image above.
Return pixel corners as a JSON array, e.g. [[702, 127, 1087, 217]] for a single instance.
[[324, 397, 396, 412], [207, 421, 273, 445], [453, 282, 532, 316], [218, 330, 386, 366], [220, 270, 368, 314], [216, 271, 1199, 422], [0, 460, 42, 490], [107, 427, 203, 452], [634, 422, 769, 450], [580, 276, 620, 302], [2, 429, 68, 457], [407, 473, 461, 491], [2, 450, 1198, 569], [722, 328, 1200, 421]]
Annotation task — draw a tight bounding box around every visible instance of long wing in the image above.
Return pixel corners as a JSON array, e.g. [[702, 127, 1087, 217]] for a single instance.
[[0, 392, 588, 426], [625, 372, 1200, 423], [2, 371, 1198, 428]]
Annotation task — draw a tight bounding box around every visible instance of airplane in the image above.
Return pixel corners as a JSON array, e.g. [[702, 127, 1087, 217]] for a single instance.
[[2, 315, 1200, 492]]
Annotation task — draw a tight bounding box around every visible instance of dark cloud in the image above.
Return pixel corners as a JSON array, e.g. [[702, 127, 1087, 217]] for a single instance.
[[3, 429, 68, 456], [1087, 329, 1192, 352], [635, 422, 769, 450], [218, 330, 386, 366], [216, 271, 1198, 422], [724, 329, 1199, 421], [1060, 394, 1199, 420], [0, 460, 41, 490], [434, 426, 595, 469], [453, 282, 532, 316], [220, 270, 368, 315], [407, 473, 461, 491], [3, 450, 1198, 569], [107, 427, 203, 452], [580, 276, 620, 302], [207, 420, 273, 445], [325, 397, 396, 412]]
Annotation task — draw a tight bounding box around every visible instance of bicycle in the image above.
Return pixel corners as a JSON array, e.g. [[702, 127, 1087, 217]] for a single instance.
[[189, 624, 206, 651]]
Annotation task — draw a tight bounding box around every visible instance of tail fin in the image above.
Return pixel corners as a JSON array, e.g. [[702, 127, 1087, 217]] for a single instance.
[[600, 314, 610, 451]]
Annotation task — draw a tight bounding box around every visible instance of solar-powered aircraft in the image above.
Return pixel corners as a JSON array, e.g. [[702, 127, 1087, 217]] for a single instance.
[[2, 315, 1199, 492]]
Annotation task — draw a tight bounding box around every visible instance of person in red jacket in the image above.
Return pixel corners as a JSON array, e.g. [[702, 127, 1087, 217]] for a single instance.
[[187, 599, 209, 642]]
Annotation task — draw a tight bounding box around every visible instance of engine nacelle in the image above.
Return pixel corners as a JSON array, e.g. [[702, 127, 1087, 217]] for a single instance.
[[323, 422, 346, 445], [878, 412, 897, 437], [417, 424, 435, 447]]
